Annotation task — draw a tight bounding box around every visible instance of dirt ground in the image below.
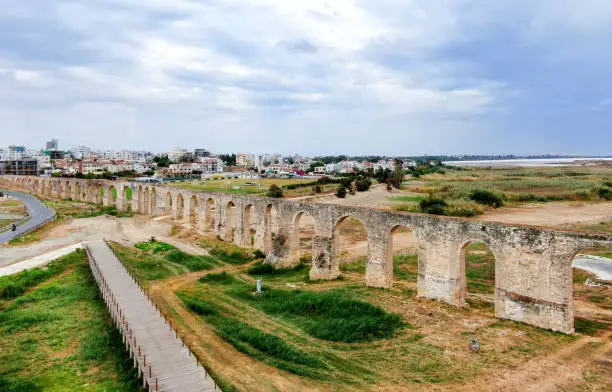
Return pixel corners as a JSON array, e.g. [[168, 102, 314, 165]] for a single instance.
[[313, 184, 612, 230]]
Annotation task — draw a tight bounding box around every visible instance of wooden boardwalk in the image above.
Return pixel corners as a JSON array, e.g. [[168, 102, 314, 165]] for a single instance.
[[86, 240, 218, 392]]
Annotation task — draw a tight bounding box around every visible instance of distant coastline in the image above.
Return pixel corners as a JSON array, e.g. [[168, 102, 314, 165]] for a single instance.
[[443, 157, 612, 167]]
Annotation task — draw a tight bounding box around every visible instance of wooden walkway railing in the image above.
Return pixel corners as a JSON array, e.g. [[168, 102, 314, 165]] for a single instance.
[[85, 240, 219, 392]]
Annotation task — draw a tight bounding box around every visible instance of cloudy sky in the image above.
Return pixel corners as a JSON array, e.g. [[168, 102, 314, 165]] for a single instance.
[[1, 0, 611, 155]]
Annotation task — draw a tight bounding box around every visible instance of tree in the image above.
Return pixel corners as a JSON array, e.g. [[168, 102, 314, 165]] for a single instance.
[[266, 184, 283, 198], [355, 178, 372, 192], [313, 184, 322, 193], [153, 155, 171, 168], [336, 185, 347, 198], [392, 159, 404, 189], [219, 154, 237, 166]]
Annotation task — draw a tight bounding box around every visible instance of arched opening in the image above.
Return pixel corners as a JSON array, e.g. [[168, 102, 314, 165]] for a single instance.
[[189, 195, 199, 224], [224, 201, 237, 242], [243, 204, 256, 247], [176, 194, 185, 220], [461, 242, 497, 312], [387, 225, 419, 290], [143, 188, 150, 215], [138, 186, 144, 213], [108, 185, 117, 206], [571, 248, 612, 336], [96, 185, 103, 204], [65, 182, 72, 200], [150, 187, 157, 215], [205, 198, 216, 231], [76, 183, 82, 201], [290, 212, 316, 263], [123, 186, 133, 212], [334, 216, 369, 273], [264, 204, 278, 253], [165, 192, 173, 215]]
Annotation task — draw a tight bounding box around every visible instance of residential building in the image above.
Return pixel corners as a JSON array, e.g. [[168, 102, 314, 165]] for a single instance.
[[194, 149, 210, 158], [236, 153, 255, 167], [70, 145, 91, 159], [168, 147, 188, 163], [46, 139, 59, 151]]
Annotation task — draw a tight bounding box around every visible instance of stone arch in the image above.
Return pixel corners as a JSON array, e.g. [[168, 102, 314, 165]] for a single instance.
[[243, 204, 256, 247], [122, 185, 133, 212], [333, 215, 370, 271], [264, 204, 278, 253], [150, 187, 157, 215], [290, 211, 316, 263], [224, 201, 237, 242], [205, 198, 217, 231], [459, 241, 498, 311], [138, 185, 144, 213], [188, 195, 199, 224], [108, 185, 118, 206], [65, 181, 72, 199], [176, 193, 185, 220], [144, 188, 151, 214], [385, 225, 420, 288], [40, 181, 46, 196], [165, 192, 173, 215]]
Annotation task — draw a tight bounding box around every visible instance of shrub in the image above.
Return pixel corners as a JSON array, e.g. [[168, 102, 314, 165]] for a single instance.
[[597, 187, 612, 200], [469, 189, 504, 208], [266, 184, 283, 198], [419, 197, 448, 215], [313, 184, 322, 193], [336, 185, 347, 198], [210, 247, 253, 265], [355, 178, 372, 192], [512, 193, 548, 203], [252, 249, 266, 259], [604, 181, 612, 188], [199, 272, 237, 285], [445, 200, 484, 217], [340, 178, 353, 188], [247, 262, 306, 276]]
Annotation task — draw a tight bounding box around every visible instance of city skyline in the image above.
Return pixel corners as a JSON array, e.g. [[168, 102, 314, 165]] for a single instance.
[[1, 1, 611, 155]]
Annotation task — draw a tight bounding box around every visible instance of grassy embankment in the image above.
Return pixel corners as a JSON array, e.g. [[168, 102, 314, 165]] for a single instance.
[[104, 236, 612, 391], [392, 166, 612, 218], [0, 199, 27, 228], [0, 250, 141, 391]]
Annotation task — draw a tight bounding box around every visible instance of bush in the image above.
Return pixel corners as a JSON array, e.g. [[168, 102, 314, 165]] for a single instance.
[[266, 184, 283, 198], [340, 178, 353, 188], [445, 200, 484, 217], [199, 272, 237, 285], [252, 249, 266, 259], [247, 262, 306, 276], [469, 189, 504, 208], [597, 187, 612, 200], [419, 198, 448, 215], [209, 247, 253, 265], [355, 178, 372, 192], [512, 193, 548, 203], [336, 185, 347, 198]]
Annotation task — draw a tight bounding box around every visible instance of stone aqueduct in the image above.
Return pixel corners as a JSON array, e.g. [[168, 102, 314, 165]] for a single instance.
[[4, 175, 611, 334]]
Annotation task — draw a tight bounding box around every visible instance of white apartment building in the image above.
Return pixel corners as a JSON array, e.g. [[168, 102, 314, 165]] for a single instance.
[[70, 145, 91, 159], [168, 147, 188, 163], [236, 153, 255, 167]]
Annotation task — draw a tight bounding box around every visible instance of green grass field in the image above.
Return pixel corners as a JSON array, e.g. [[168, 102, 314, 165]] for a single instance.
[[0, 251, 141, 391], [170, 178, 337, 197]]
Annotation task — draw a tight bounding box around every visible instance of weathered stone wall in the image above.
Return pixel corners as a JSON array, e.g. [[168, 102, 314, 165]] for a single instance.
[[4, 175, 611, 334]]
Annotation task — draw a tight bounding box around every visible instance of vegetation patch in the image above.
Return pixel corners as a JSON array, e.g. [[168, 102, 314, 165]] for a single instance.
[[209, 246, 254, 265], [247, 262, 307, 277], [574, 318, 611, 336], [199, 272, 238, 285], [227, 286, 405, 343], [134, 241, 176, 253], [178, 293, 326, 378], [0, 251, 140, 391], [164, 250, 219, 272]]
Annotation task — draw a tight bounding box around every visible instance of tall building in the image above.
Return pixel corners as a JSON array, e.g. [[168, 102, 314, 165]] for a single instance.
[[194, 149, 210, 158], [168, 147, 188, 163], [70, 145, 91, 159], [236, 153, 255, 167], [46, 139, 59, 151]]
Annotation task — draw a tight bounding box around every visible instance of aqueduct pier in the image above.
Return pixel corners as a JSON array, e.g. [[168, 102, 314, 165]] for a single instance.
[[3, 175, 611, 334]]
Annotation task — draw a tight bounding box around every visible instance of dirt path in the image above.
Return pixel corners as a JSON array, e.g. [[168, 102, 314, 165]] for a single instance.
[[482, 335, 610, 392]]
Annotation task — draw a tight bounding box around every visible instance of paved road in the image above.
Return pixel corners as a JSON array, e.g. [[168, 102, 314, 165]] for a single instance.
[[0, 190, 55, 244], [573, 255, 612, 281]]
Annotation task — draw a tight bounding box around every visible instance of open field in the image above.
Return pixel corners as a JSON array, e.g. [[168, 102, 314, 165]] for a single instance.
[[170, 178, 338, 197], [0, 250, 141, 391]]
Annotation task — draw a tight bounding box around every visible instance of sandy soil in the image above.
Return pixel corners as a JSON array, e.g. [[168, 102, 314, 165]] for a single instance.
[[312, 184, 612, 229], [0, 215, 200, 267]]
